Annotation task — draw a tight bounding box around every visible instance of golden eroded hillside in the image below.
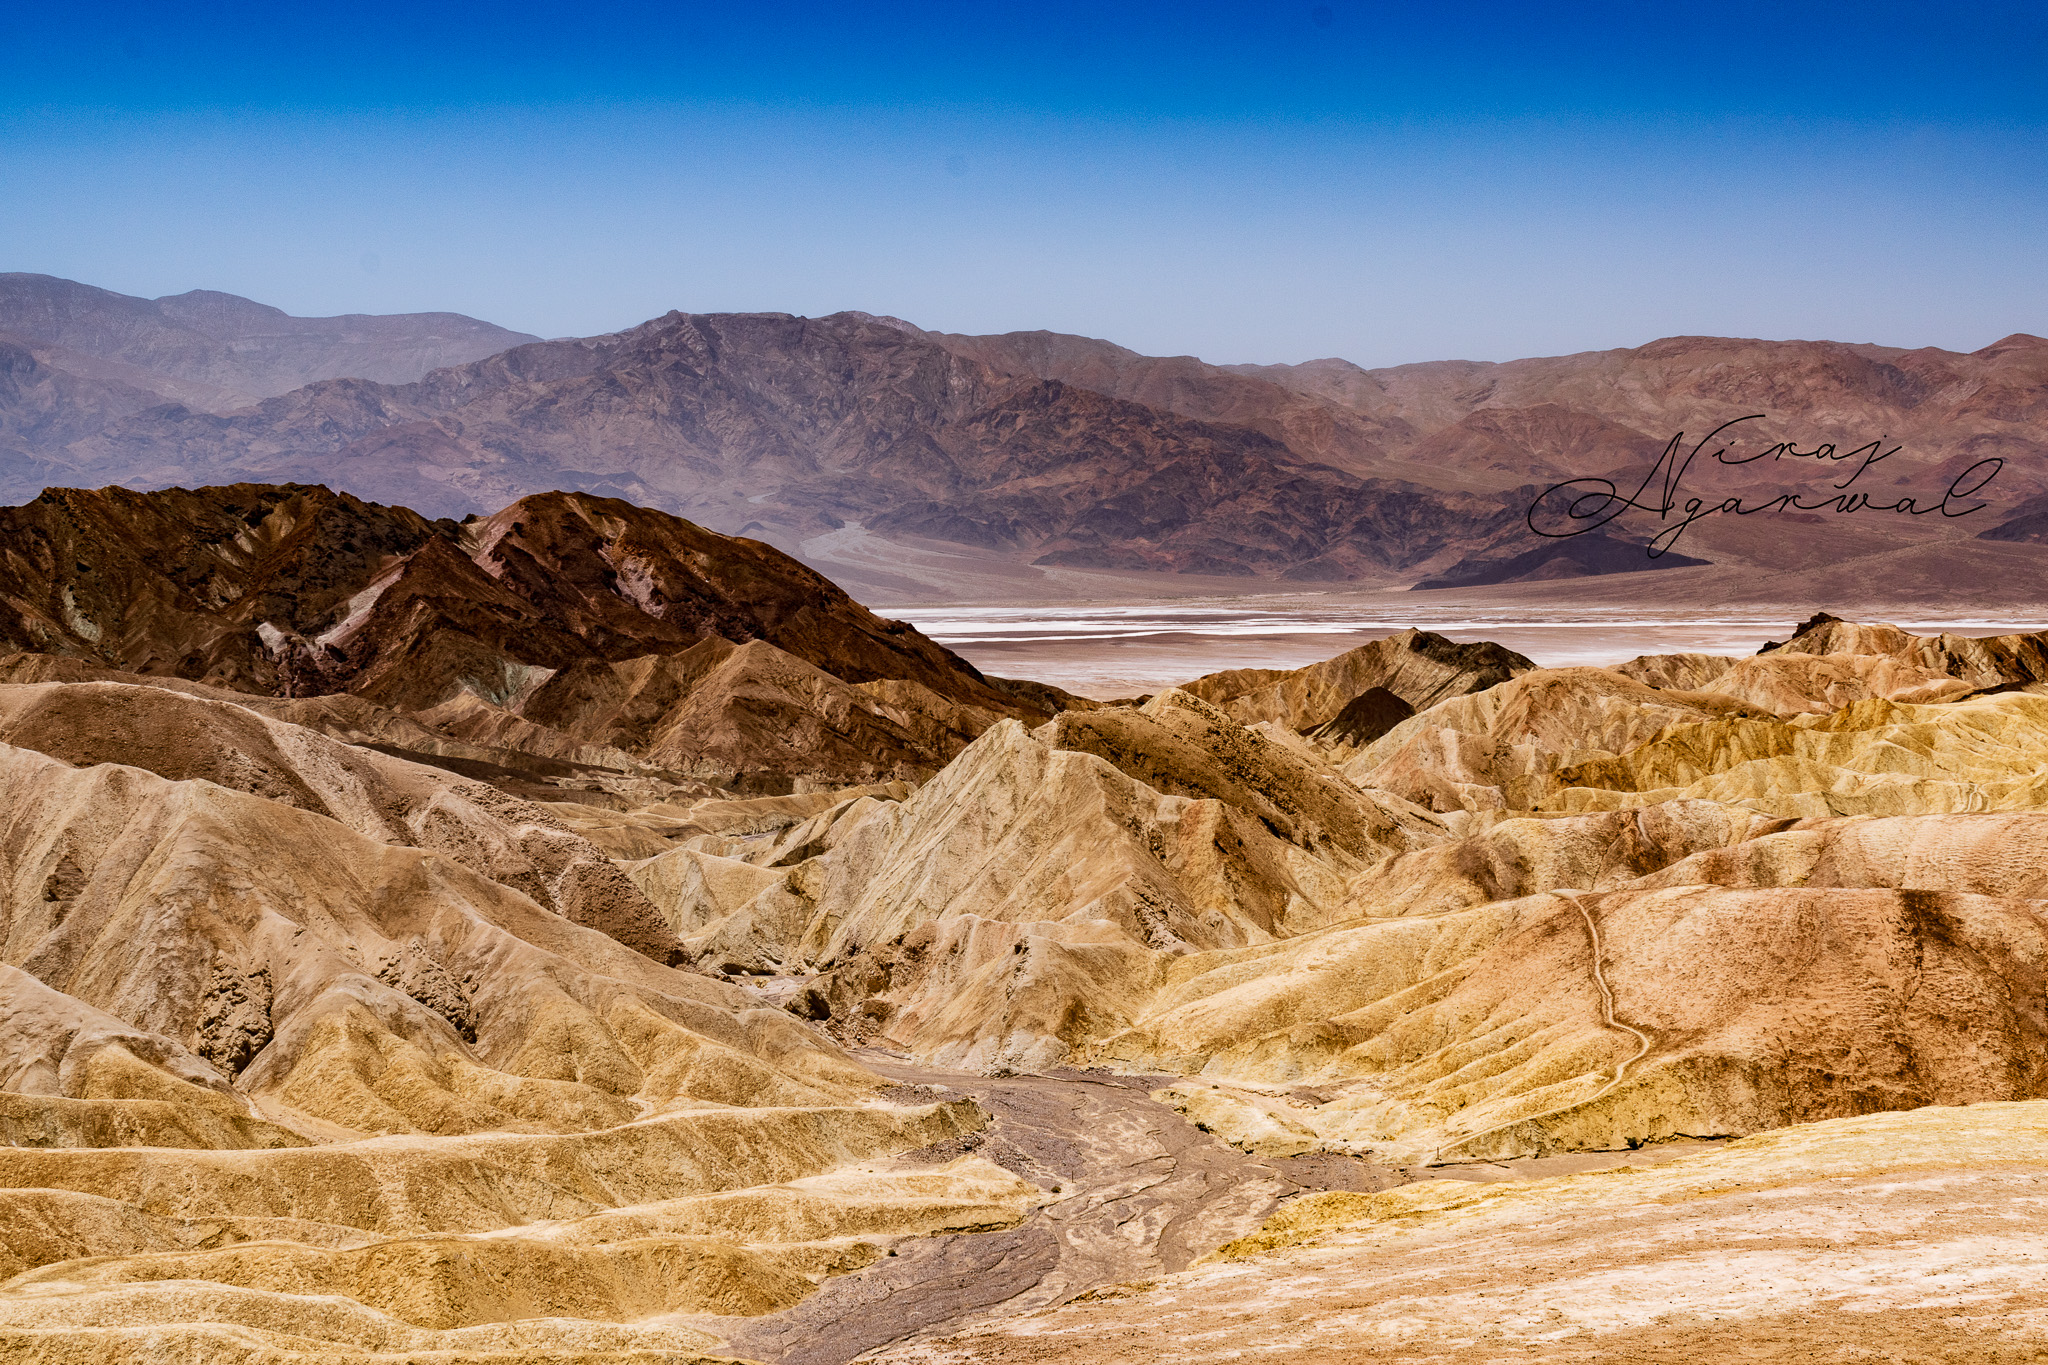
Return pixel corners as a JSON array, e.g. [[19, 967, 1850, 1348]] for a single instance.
[[3, 490, 2048, 1364]]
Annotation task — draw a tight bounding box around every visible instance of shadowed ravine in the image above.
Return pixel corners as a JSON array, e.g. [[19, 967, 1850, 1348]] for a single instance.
[[709, 1055, 1713, 1365]]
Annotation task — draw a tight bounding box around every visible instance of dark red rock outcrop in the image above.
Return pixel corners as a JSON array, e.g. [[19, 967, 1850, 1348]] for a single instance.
[[0, 482, 1073, 790]]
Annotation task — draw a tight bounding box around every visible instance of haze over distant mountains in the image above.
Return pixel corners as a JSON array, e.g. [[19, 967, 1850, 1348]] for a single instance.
[[0, 274, 538, 412], [4, 272, 2046, 603]]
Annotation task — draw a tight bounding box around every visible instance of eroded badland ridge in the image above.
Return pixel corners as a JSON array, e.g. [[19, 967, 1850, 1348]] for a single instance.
[[0, 480, 2046, 1360], [9, 274, 2048, 601]]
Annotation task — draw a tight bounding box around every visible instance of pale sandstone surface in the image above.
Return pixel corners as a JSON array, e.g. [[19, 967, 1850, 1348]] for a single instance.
[[6, 602, 2048, 1360], [1114, 874, 2048, 1162], [0, 679, 682, 957], [0, 682, 1044, 1362], [632, 690, 1448, 1071], [653, 616, 2048, 1171], [0, 651, 691, 800], [510, 639, 1002, 789], [1180, 628, 1532, 732], [869, 1100, 2048, 1364]]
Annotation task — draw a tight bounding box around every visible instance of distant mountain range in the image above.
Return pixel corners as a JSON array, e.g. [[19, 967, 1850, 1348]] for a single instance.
[[4, 272, 2046, 600], [0, 273, 537, 410]]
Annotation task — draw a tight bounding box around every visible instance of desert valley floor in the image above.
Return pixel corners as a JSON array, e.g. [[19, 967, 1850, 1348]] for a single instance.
[[884, 598, 2048, 701], [4, 485, 2048, 1363]]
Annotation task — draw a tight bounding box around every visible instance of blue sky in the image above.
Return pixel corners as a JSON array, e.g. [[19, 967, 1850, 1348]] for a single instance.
[[2, 2, 2044, 365]]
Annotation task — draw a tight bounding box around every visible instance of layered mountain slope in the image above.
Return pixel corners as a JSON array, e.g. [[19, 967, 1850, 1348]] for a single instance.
[[0, 679, 682, 961], [875, 1100, 2048, 1364], [626, 689, 1450, 1066], [655, 614, 2048, 1168], [0, 705, 1037, 1360], [1235, 331, 2048, 495], [933, 328, 2048, 594], [1137, 621, 2048, 1158], [37, 310, 1520, 580], [874, 324, 2048, 510], [1181, 628, 1533, 734], [4, 516, 2048, 1358], [17, 275, 2046, 594], [917, 325, 1415, 476], [512, 639, 1001, 789]]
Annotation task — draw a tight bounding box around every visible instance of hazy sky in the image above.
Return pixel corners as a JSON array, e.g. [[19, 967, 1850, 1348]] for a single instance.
[[3, 2, 2044, 365]]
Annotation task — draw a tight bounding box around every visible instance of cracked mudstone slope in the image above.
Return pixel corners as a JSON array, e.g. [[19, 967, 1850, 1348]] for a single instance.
[[376, 940, 478, 1042], [194, 959, 272, 1076]]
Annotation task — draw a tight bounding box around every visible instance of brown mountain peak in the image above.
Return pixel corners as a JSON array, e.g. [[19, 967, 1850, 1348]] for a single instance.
[[1975, 332, 2048, 358]]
